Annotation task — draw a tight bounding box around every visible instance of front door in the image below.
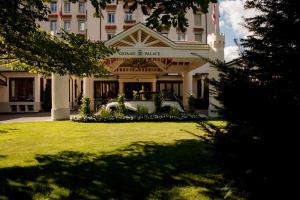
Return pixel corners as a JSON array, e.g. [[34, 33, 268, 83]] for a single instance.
[[124, 82, 151, 100]]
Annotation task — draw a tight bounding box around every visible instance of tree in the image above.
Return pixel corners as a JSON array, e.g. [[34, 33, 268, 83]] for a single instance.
[[209, 0, 300, 198], [0, 0, 216, 75]]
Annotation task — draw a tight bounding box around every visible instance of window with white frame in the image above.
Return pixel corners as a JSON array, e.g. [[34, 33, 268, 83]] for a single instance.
[[124, 12, 133, 21], [64, 21, 71, 31], [78, 21, 85, 32], [50, 20, 57, 32], [79, 2, 85, 13], [195, 32, 202, 42], [64, 1, 71, 13], [107, 33, 115, 39], [50, 2, 57, 13], [107, 12, 115, 23], [177, 33, 186, 41], [161, 32, 168, 38], [194, 13, 202, 26]]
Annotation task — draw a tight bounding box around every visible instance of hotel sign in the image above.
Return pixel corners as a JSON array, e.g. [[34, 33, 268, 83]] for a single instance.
[[117, 49, 160, 57]]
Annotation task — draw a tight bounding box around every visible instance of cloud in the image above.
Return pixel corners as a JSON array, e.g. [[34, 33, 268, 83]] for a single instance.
[[219, 0, 257, 37], [224, 46, 240, 62]]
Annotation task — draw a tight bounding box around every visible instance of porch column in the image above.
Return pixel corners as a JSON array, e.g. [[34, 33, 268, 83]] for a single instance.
[[152, 81, 156, 92], [51, 74, 70, 120], [182, 71, 193, 109], [83, 77, 94, 111], [119, 80, 124, 95], [34, 75, 41, 112]]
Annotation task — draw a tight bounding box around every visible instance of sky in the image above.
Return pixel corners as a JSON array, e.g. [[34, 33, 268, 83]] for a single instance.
[[218, 0, 257, 62]]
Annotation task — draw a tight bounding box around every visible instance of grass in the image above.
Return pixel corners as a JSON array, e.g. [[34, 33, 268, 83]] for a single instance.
[[0, 121, 241, 200]]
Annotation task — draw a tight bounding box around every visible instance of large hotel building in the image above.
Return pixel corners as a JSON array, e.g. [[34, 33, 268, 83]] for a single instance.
[[0, 0, 224, 119]]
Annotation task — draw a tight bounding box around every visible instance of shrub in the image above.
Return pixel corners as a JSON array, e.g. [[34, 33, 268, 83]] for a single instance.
[[117, 94, 126, 114], [136, 105, 149, 116], [169, 107, 181, 117], [79, 96, 91, 116], [154, 94, 162, 113], [95, 106, 112, 119], [188, 94, 196, 113]]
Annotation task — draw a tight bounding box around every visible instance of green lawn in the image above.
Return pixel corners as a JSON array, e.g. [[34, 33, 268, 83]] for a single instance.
[[0, 121, 240, 200]]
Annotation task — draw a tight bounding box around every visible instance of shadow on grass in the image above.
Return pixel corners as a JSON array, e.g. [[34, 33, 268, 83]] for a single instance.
[[0, 140, 232, 200]]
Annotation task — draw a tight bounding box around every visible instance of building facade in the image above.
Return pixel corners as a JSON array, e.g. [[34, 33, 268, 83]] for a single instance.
[[0, 0, 224, 119]]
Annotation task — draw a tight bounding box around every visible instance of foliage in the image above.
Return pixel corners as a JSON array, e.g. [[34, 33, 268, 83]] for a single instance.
[[0, 0, 115, 76], [123, 0, 217, 32], [169, 107, 181, 117], [0, 0, 215, 74], [117, 94, 126, 114], [79, 96, 91, 116], [209, 0, 300, 198], [136, 105, 149, 116], [72, 112, 207, 123], [153, 94, 162, 113], [95, 106, 113, 119], [188, 94, 196, 113]]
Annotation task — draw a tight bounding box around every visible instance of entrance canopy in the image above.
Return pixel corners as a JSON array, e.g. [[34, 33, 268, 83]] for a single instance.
[[104, 23, 209, 73]]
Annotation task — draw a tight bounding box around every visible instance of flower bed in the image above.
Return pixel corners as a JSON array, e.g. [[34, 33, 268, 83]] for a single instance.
[[72, 113, 207, 123]]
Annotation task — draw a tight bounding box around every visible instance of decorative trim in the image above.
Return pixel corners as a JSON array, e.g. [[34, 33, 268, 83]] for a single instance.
[[106, 5, 117, 11], [76, 14, 86, 18], [106, 25, 117, 30], [193, 27, 204, 32], [123, 24, 134, 30], [62, 14, 72, 18], [48, 14, 58, 18], [124, 20, 136, 24]]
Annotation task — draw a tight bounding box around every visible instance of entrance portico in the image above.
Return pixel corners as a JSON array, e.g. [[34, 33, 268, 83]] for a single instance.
[[98, 23, 210, 108]]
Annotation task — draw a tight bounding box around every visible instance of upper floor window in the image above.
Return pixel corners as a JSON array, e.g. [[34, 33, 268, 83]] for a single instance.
[[177, 33, 187, 41], [79, 2, 85, 13], [50, 20, 57, 32], [124, 12, 133, 21], [107, 33, 115, 39], [161, 32, 168, 38], [64, 21, 71, 31], [194, 13, 202, 26], [195, 32, 202, 42], [107, 12, 115, 23], [64, 2, 71, 13], [78, 21, 85, 32], [50, 2, 57, 13]]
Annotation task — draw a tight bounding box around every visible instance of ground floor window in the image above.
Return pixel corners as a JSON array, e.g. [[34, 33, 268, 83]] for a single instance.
[[196, 78, 209, 109], [94, 81, 119, 104], [9, 78, 34, 102], [156, 81, 183, 100]]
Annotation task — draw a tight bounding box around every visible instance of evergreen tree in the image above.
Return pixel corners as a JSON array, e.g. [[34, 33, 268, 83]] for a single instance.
[[210, 0, 300, 198]]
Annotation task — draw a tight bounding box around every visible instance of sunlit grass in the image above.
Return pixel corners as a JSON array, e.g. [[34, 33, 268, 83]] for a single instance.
[[0, 121, 241, 199]]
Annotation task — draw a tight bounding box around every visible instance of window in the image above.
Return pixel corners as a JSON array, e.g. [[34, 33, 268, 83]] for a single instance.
[[9, 78, 34, 102], [195, 32, 202, 42], [177, 33, 186, 41], [107, 33, 115, 39], [50, 20, 57, 32], [161, 32, 168, 38], [156, 81, 183, 99], [64, 2, 71, 13], [194, 13, 202, 26], [78, 21, 85, 32], [124, 12, 133, 21], [110, 0, 116, 3], [79, 2, 85, 13], [94, 81, 119, 102], [107, 12, 115, 23], [64, 21, 71, 31], [50, 2, 57, 13]]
